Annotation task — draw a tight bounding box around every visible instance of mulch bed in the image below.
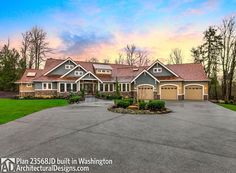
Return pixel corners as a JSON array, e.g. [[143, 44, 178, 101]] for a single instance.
[[108, 107, 172, 114]]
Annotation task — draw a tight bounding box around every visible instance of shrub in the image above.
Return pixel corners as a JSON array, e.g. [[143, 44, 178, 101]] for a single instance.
[[123, 98, 133, 105], [79, 89, 85, 98], [147, 100, 165, 111], [95, 91, 101, 98], [139, 101, 147, 110], [115, 99, 131, 108], [96, 92, 122, 100], [68, 95, 81, 104]]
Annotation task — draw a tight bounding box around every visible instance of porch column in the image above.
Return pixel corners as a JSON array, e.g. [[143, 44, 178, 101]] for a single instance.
[[64, 83, 67, 92], [58, 82, 60, 92], [77, 81, 80, 91], [108, 83, 110, 92], [98, 82, 100, 91]]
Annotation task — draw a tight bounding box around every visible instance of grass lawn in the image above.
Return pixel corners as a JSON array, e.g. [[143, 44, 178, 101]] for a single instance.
[[0, 99, 68, 124], [218, 103, 236, 111]]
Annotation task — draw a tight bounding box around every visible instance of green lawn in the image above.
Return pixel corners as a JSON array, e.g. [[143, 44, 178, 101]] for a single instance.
[[0, 99, 68, 124], [218, 103, 236, 111]]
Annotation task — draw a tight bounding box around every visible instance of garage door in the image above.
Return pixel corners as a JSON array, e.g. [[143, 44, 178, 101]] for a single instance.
[[161, 85, 177, 100], [137, 85, 154, 100], [185, 85, 203, 100]]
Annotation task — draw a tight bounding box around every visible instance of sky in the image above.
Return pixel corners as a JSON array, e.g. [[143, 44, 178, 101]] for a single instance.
[[0, 0, 236, 63]]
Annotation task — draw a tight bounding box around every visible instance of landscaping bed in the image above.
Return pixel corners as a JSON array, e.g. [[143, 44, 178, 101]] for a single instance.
[[108, 98, 172, 115], [108, 107, 171, 114]]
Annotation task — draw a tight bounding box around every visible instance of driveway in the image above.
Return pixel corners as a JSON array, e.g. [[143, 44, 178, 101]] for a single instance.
[[0, 100, 236, 173]]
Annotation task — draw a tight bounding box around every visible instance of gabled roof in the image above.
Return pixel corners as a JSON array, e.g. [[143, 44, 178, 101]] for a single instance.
[[44, 57, 77, 76], [147, 59, 179, 77], [17, 58, 209, 83], [166, 63, 209, 81], [131, 70, 160, 83], [60, 64, 88, 78], [75, 71, 103, 83]]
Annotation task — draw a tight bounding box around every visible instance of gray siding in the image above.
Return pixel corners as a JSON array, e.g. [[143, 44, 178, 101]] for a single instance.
[[50, 60, 76, 76], [148, 63, 174, 77], [35, 82, 42, 89], [52, 82, 57, 89], [134, 72, 156, 87], [67, 66, 86, 77]]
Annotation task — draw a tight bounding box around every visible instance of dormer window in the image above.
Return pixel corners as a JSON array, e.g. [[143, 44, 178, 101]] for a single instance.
[[65, 65, 74, 69], [153, 67, 162, 73], [74, 71, 83, 76]]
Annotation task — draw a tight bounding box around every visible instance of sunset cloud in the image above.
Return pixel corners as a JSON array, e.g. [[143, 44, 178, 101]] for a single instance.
[[0, 0, 235, 63]]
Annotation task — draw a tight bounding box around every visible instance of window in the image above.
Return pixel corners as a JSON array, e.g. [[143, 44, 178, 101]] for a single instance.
[[48, 83, 52, 89], [100, 84, 103, 91], [43, 83, 47, 90], [122, 83, 126, 92], [42, 83, 52, 90], [60, 83, 65, 92], [60, 83, 77, 92], [74, 71, 83, 76], [119, 83, 130, 92], [102, 70, 106, 72], [110, 84, 113, 92], [67, 83, 71, 92], [65, 65, 74, 69], [72, 84, 77, 92], [153, 67, 162, 73], [105, 84, 109, 92], [26, 83, 32, 87]]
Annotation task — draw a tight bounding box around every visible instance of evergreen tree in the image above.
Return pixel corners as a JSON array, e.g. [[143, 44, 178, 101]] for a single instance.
[[0, 44, 25, 91]]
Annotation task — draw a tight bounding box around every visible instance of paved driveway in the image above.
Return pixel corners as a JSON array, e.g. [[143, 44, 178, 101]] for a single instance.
[[0, 100, 236, 173]]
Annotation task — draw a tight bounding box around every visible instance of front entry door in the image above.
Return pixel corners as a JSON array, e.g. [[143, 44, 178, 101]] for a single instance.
[[84, 83, 93, 95]]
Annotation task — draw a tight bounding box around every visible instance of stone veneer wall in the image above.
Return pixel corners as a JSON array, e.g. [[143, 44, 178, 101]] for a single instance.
[[35, 90, 57, 98], [19, 92, 35, 97]]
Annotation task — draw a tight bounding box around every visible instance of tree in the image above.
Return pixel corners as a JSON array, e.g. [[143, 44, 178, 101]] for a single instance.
[[21, 26, 52, 69], [218, 16, 236, 100], [103, 58, 110, 63], [168, 48, 183, 64], [191, 26, 222, 99], [119, 44, 150, 66], [21, 31, 30, 69], [0, 43, 25, 91], [115, 53, 125, 64], [87, 57, 99, 63]]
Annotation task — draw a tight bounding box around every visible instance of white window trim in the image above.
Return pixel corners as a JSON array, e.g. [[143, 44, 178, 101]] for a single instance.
[[119, 83, 130, 92], [65, 64, 74, 70], [153, 67, 162, 73], [42, 83, 53, 90], [59, 83, 77, 93], [74, 71, 83, 76]]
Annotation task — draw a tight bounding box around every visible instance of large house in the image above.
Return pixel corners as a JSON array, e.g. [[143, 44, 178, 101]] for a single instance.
[[16, 58, 209, 100]]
